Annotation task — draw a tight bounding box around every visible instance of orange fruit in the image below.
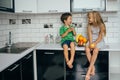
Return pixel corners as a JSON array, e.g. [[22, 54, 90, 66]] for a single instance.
[[90, 44, 95, 48], [79, 36, 83, 41], [83, 37, 87, 43], [78, 40, 83, 46]]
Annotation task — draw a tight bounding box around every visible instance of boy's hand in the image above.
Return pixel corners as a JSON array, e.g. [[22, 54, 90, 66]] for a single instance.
[[67, 28, 72, 32], [71, 27, 75, 31]]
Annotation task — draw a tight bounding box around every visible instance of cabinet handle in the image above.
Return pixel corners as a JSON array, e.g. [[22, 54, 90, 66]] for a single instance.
[[44, 52, 54, 54], [25, 54, 32, 59], [48, 10, 58, 12], [0, 7, 7, 10], [8, 64, 20, 71], [22, 10, 32, 12]]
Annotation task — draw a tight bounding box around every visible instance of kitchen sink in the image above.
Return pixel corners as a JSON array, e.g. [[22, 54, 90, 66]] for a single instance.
[[0, 47, 28, 53], [0, 42, 39, 54]]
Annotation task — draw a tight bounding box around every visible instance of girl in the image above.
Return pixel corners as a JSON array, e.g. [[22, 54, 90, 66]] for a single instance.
[[85, 11, 106, 80]]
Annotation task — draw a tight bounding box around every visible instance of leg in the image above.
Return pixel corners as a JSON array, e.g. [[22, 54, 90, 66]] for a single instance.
[[63, 44, 69, 64], [85, 46, 91, 80], [67, 42, 75, 68], [85, 46, 95, 76], [85, 48, 99, 80]]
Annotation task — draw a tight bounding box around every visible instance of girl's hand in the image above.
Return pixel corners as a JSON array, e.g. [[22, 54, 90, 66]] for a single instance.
[[89, 43, 96, 49]]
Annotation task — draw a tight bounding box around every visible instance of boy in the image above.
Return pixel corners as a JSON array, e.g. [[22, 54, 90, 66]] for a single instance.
[[59, 13, 76, 68]]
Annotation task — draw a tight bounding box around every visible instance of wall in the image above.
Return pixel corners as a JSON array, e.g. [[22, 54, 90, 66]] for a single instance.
[[0, 7, 120, 48]]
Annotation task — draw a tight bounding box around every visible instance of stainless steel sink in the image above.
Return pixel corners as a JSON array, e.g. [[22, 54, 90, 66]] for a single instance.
[[0, 42, 39, 54], [0, 47, 28, 53]]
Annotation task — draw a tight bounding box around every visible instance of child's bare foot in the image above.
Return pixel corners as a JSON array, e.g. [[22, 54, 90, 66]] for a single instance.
[[67, 61, 73, 69], [90, 67, 95, 76], [85, 75, 90, 80]]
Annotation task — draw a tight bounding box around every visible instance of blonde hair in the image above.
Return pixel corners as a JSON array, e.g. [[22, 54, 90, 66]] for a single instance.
[[87, 11, 106, 36]]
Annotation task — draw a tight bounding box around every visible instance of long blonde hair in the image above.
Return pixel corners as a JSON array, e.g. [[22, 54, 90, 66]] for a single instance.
[[87, 11, 106, 36]]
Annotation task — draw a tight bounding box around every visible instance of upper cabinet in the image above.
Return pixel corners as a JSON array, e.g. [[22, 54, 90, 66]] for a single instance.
[[0, 0, 14, 12], [71, 0, 106, 12], [37, 0, 70, 13], [106, 0, 118, 11], [14, 0, 118, 13], [15, 0, 37, 13]]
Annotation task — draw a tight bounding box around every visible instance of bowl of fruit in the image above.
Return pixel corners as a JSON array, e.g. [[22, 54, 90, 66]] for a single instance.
[[76, 34, 87, 47]]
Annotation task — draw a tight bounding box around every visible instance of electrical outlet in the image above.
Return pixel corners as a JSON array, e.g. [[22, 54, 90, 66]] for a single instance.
[[103, 17, 108, 22], [22, 19, 31, 24], [78, 23, 82, 28], [49, 24, 53, 28], [72, 22, 77, 27], [44, 24, 49, 28], [44, 23, 53, 28], [9, 19, 16, 24]]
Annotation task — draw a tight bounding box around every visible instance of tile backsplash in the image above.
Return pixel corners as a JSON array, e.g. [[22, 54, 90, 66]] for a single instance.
[[0, 11, 120, 48]]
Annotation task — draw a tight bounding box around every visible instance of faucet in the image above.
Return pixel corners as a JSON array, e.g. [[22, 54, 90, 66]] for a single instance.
[[5, 32, 12, 53], [9, 32, 11, 46], [6, 32, 12, 47]]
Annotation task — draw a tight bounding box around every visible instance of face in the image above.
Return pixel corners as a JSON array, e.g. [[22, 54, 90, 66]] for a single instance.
[[64, 16, 72, 26], [88, 13, 94, 24]]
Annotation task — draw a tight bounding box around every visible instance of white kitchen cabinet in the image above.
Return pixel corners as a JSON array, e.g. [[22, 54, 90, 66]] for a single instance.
[[106, 0, 119, 11], [37, 0, 70, 13], [109, 51, 120, 73], [15, 0, 37, 13], [109, 51, 120, 80], [71, 0, 106, 12]]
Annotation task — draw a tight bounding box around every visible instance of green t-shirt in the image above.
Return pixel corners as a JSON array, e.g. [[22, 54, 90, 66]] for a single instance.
[[59, 25, 75, 43]]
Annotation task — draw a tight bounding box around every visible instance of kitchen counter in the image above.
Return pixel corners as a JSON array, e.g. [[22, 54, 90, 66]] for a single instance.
[[0, 42, 40, 72], [36, 43, 120, 51], [0, 43, 120, 72]]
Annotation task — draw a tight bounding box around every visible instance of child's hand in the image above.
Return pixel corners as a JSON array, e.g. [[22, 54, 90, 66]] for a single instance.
[[89, 43, 96, 49], [71, 27, 76, 35], [67, 28, 72, 32], [71, 27, 75, 31]]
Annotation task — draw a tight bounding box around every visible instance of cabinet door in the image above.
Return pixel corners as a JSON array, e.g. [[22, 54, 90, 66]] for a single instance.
[[0, 72, 3, 80], [66, 51, 109, 80], [36, 50, 64, 80], [21, 52, 34, 80], [66, 51, 87, 80], [2, 61, 21, 80], [15, 0, 37, 13], [106, 0, 118, 11], [109, 51, 120, 74], [71, 0, 106, 12], [37, 0, 70, 13]]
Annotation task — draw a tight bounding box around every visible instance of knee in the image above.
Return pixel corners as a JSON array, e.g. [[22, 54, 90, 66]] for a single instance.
[[93, 48, 99, 54], [63, 44, 68, 50], [70, 42, 75, 48], [85, 47, 90, 54]]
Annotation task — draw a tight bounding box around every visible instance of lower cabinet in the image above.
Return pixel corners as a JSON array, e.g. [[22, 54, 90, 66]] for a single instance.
[[0, 52, 34, 80], [36, 50, 64, 80], [66, 51, 109, 80], [2, 61, 21, 80], [21, 52, 34, 80]]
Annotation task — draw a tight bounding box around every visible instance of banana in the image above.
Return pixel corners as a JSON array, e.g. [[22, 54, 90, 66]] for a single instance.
[[76, 34, 81, 42]]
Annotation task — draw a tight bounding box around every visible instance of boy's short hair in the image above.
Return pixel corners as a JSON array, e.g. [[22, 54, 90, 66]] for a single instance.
[[61, 13, 72, 23]]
